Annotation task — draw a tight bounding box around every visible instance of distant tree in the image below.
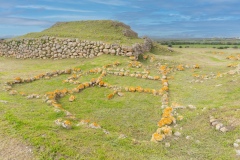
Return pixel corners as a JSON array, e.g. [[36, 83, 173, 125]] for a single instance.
[[179, 46, 182, 48], [232, 46, 238, 49]]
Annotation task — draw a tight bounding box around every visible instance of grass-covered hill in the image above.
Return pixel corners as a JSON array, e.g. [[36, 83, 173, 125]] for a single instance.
[[17, 20, 143, 44]]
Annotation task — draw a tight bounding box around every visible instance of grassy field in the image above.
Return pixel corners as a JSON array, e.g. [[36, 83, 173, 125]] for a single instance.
[[0, 44, 239, 159], [157, 38, 240, 49], [16, 20, 143, 45], [172, 44, 239, 49]]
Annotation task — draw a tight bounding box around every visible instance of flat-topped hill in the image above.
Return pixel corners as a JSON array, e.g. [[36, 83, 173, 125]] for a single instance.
[[18, 20, 143, 44]]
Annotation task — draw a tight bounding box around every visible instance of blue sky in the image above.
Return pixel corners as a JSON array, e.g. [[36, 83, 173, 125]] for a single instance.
[[0, 0, 240, 38]]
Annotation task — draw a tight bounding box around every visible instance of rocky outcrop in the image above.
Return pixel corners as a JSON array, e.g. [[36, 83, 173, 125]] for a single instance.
[[0, 37, 152, 60], [111, 21, 138, 38], [122, 29, 138, 38], [132, 37, 152, 56]]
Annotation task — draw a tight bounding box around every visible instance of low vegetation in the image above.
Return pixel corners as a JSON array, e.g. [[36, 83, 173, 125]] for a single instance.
[[0, 41, 239, 159]]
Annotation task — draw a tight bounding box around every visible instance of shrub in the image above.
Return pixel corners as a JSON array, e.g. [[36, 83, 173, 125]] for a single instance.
[[232, 46, 238, 49]]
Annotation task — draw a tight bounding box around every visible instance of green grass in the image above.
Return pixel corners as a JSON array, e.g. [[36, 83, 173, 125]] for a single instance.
[[102, 75, 162, 90], [0, 46, 239, 159], [172, 44, 239, 49], [16, 20, 143, 45]]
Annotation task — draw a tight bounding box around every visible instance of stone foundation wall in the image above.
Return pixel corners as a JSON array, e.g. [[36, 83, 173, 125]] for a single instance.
[[0, 37, 152, 59]]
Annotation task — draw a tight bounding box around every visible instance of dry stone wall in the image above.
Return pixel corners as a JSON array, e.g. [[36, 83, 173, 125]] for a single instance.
[[0, 37, 152, 60]]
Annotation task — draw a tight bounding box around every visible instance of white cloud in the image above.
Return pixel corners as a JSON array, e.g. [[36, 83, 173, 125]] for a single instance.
[[206, 16, 237, 21], [200, 0, 238, 2], [42, 15, 107, 20], [0, 17, 53, 26], [88, 0, 128, 6], [42, 0, 85, 4], [16, 5, 93, 13]]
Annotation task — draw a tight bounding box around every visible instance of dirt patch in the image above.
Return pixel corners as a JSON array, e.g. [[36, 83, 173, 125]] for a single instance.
[[226, 117, 240, 128], [0, 134, 34, 160]]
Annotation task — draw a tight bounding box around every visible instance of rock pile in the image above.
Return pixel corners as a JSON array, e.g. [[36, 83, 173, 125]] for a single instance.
[[209, 116, 228, 133], [233, 139, 240, 157]]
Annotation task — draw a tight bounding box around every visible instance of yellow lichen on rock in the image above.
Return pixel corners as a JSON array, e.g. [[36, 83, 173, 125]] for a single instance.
[[77, 84, 85, 90], [79, 119, 90, 125], [107, 93, 114, 100], [52, 103, 63, 109], [143, 55, 148, 60], [54, 118, 62, 126], [62, 120, 72, 129], [193, 64, 200, 69], [152, 104, 181, 142], [128, 61, 142, 68], [162, 86, 169, 92], [144, 88, 151, 93], [73, 67, 81, 72], [129, 87, 136, 92], [89, 122, 101, 129], [98, 80, 105, 87], [177, 65, 184, 71], [158, 107, 175, 127], [129, 56, 137, 61], [69, 95, 75, 102], [14, 77, 22, 83], [158, 117, 174, 127], [151, 132, 165, 143], [136, 86, 143, 93], [83, 82, 90, 88], [216, 72, 223, 78], [65, 69, 72, 74], [161, 126, 173, 136], [19, 92, 27, 96]]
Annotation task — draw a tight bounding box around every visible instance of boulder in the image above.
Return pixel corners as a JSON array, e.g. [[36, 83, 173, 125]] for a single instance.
[[126, 52, 133, 56], [105, 44, 111, 49], [110, 49, 116, 55], [103, 49, 109, 54]]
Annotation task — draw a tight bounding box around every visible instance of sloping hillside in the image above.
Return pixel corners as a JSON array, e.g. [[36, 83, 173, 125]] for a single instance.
[[18, 20, 143, 44]]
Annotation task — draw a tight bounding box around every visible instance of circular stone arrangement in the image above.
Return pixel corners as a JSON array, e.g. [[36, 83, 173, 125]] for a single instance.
[[3, 54, 239, 144]]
